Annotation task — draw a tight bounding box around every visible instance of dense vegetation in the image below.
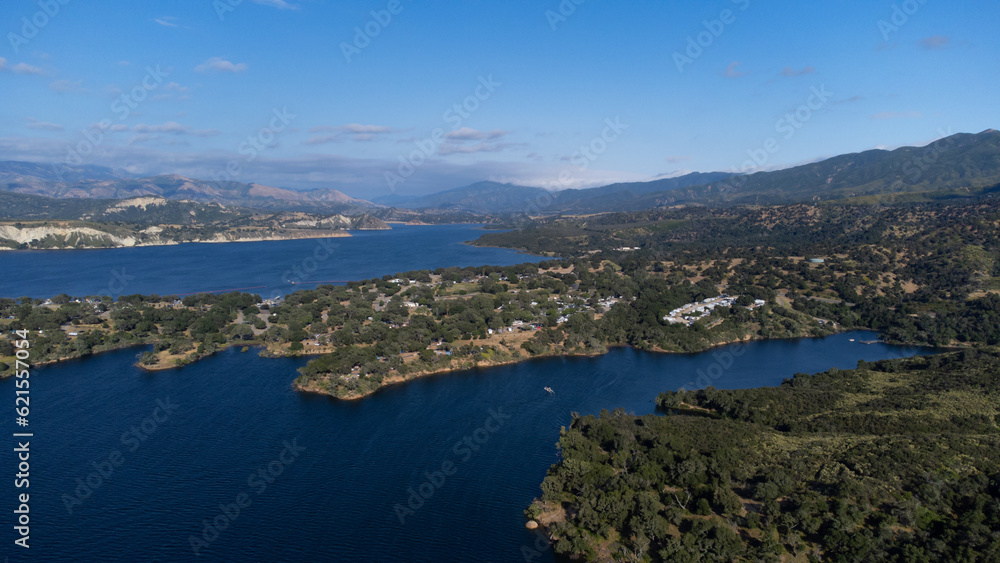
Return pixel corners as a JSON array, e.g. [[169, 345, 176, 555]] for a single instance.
[[481, 197, 1000, 561], [529, 350, 1000, 561], [7, 199, 1000, 401], [5, 187, 1000, 560]]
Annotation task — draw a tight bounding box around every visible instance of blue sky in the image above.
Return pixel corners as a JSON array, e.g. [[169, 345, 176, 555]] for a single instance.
[[1, 0, 997, 199]]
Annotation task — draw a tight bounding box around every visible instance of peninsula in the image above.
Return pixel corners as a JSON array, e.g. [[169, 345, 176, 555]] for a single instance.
[[0, 194, 389, 250], [3, 200, 999, 400]]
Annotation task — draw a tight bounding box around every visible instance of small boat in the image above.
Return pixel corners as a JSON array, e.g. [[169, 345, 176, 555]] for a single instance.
[[849, 339, 855, 342], [544, 387, 554, 394]]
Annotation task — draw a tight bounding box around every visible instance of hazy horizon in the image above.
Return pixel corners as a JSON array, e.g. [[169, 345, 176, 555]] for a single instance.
[[2, 1, 998, 200]]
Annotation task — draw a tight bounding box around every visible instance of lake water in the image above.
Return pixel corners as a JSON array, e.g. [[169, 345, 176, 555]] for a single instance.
[[1, 225, 936, 561], [0, 224, 543, 300], [3, 332, 931, 562]]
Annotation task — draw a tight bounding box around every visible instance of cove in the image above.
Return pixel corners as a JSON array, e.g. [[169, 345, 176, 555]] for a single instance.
[[3, 330, 932, 561]]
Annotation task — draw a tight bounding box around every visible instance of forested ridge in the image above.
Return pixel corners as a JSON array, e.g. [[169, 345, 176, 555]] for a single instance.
[[529, 350, 1000, 561], [503, 199, 1000, 561]]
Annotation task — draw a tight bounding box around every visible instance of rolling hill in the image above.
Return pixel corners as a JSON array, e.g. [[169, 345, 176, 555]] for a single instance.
[[379, 172, 734, 214], [0, 166, 376, 213], [377, 131, 1000, 214], [649, 129, 1000, 206], [3, 130, 997, 218]]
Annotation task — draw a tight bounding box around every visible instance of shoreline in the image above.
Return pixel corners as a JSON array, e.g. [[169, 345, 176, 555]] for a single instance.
[[290, 326, 899, 401], [0, 230, 355, 252], [4, 328, 947, 401]]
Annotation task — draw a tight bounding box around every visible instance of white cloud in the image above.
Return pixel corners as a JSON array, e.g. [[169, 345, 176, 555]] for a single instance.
[[341, 124, 393, 134], [150, 82, 192, 102], [128, 134, 162, 146], [438, 141, 523, 155], [724, 62, 744, 78], [780, 65, 816, 77], [134, 121, 189, 134], [0, 57, 7, 71], [154, 17, 179, 28], [0, 133, 629, 198], [919, 36, 950, 50], [445, 127, 508, 141], [663, 155, 692, 164], [49, 79, 87, 93], [133, 122, 221, 137], [12, 63, 43, 75], [304, 135, 339, 145], [251, 0, 299, 9], [194, 57, 248, 74], [163, 82, 190, 93], [305, 124, 400, 144], [832, 95, 865, 105], [25, 118, 63, 132]]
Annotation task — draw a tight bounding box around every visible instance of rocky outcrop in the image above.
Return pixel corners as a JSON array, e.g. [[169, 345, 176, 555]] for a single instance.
[[0, 225, 139, 247], [288, 213, 390, 230], [104, 196, 170, 212]]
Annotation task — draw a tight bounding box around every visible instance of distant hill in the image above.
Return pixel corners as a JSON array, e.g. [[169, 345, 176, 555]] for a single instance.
[[0, 192, 390, 250], [3, 130, 996, 217], [381, 173, 734, 215], [651, 129, 1000, 206], [0, 167, 377, 213], [0, 191, 389, 229], [545, 172, 734, 213], [377, 131, 1000, 213], [0, 161, 133, 184], [378, 181, 550, 214]]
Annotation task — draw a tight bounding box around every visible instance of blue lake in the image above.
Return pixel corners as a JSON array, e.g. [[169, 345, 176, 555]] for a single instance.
[[3, 333, 931, 561], [0, 225, 937, 561], [0, 224, 544, 300]]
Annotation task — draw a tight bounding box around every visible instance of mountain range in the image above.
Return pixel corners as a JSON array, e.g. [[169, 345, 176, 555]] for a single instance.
[[371, 172, 734, 214], [2, 129, 998, 217], [0, 164, 373, 213]]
